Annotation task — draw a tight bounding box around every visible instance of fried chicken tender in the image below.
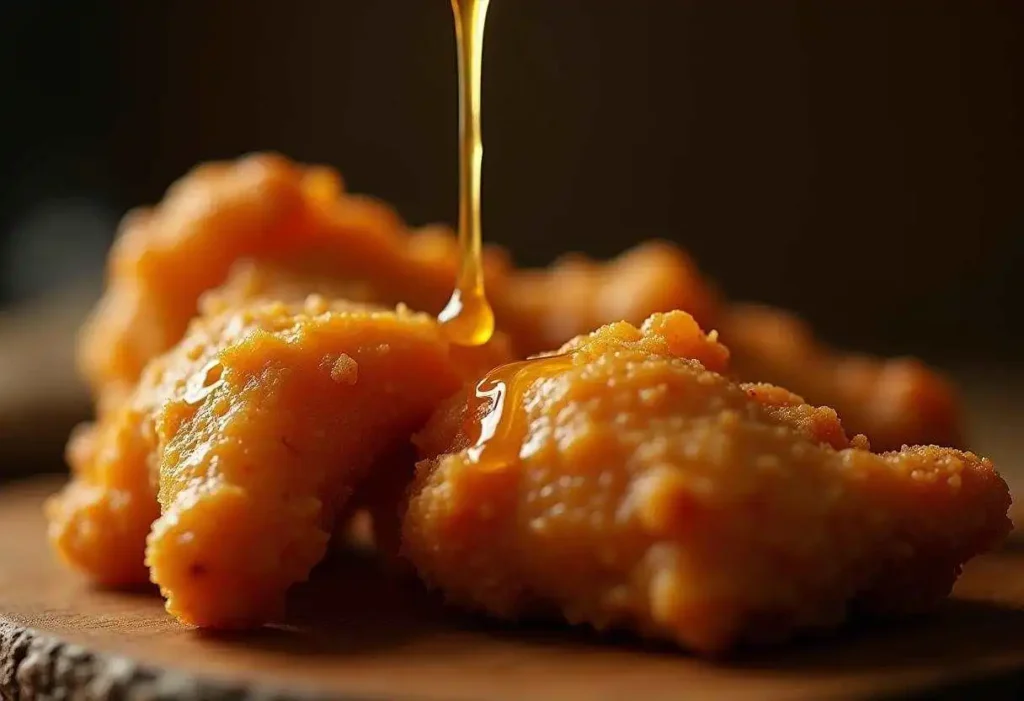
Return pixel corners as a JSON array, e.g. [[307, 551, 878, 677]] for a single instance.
[[145, 297, 509, 629], [79, 154, 718, 411], [53, 262, 511, 607], [48, 264, 387, 587], [723, 304, 963, 451], [403, 311, 1010, 655]]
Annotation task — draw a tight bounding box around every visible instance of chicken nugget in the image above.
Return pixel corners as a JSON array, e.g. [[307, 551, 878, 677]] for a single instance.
[[403, 311, 1010, 655], [144, 296, 509, 628], [48, 258, 387, 586]]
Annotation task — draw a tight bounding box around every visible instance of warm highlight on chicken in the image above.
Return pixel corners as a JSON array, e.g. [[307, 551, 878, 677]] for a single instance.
[[404, 312, 1010, 654]]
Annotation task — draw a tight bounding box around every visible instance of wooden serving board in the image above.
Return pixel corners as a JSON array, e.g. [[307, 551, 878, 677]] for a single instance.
[[1, 479, 1024, 701]]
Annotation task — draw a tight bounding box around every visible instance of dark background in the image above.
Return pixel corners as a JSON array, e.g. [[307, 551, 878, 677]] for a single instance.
[[1, 0, 1021, 361]]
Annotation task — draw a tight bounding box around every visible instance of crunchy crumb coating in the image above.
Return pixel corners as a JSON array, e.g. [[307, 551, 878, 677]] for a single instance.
[[145, 297, 510, 629], [404, 311, 1010, 655], [48, 260, 386, 587], [79, 154, 719, 410], [46, 299, 267, 587], [723, 304, 963, 451]]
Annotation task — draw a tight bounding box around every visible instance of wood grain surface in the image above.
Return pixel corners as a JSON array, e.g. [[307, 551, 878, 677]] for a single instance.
[[1, 476, 1023, 701]]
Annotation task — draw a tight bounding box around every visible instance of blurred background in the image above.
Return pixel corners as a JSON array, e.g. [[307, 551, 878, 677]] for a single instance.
[[0, 0, 1021, 472]]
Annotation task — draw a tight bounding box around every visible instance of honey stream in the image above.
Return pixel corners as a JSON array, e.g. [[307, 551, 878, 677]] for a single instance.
[[439, 0, 496, 346], [441, 0, 570, 466]]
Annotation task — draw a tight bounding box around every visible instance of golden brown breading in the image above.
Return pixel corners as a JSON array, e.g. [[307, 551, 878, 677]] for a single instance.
[[49, 259, 395, 587], [51, 268, 511, 606], [722, 304, 963, 451], [146, 298, 509, 628], [46, 292, 306, 587], [403, 311, 1010, 655]]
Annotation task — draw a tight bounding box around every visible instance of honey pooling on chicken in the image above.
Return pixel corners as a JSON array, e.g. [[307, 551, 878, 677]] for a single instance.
[[404, 311, 1010, 654]]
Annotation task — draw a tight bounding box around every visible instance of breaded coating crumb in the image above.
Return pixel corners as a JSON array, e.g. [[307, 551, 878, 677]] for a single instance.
[[145, 300, 507, 628], [404, 311, 1010, 655], [45, 295, 284, 587], [51, 261, 512, 610], [48, 262, 389, 587]]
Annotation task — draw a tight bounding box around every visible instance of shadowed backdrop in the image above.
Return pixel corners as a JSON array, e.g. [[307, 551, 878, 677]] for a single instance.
[[0, 0, 1021, 364]]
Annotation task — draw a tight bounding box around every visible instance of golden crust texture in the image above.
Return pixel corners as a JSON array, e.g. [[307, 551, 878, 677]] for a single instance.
[[403, 311, 1010, 655], [51, 274, 511, 622], [146, 299, 506, 628], [46, 293, 283, 587]]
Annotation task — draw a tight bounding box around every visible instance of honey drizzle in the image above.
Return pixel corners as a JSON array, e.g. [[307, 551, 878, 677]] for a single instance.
[[441, 1, 572, 465], [439, 0, 496, 346], [465, 354, 574, 468]]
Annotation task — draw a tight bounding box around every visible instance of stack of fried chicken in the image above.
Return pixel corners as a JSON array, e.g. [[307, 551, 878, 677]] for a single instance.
[[47, 155, 1010, 655]]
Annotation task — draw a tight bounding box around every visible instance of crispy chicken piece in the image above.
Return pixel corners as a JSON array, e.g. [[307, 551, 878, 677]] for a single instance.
[[48, 409, 159, 586], [51, 261, 511, 598], [79, 154, 718, 411], [403, 311, 1010, 655], [722, 304, 963, 451], [48, 264, 386, 587], [145, 297, 510, 628]]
